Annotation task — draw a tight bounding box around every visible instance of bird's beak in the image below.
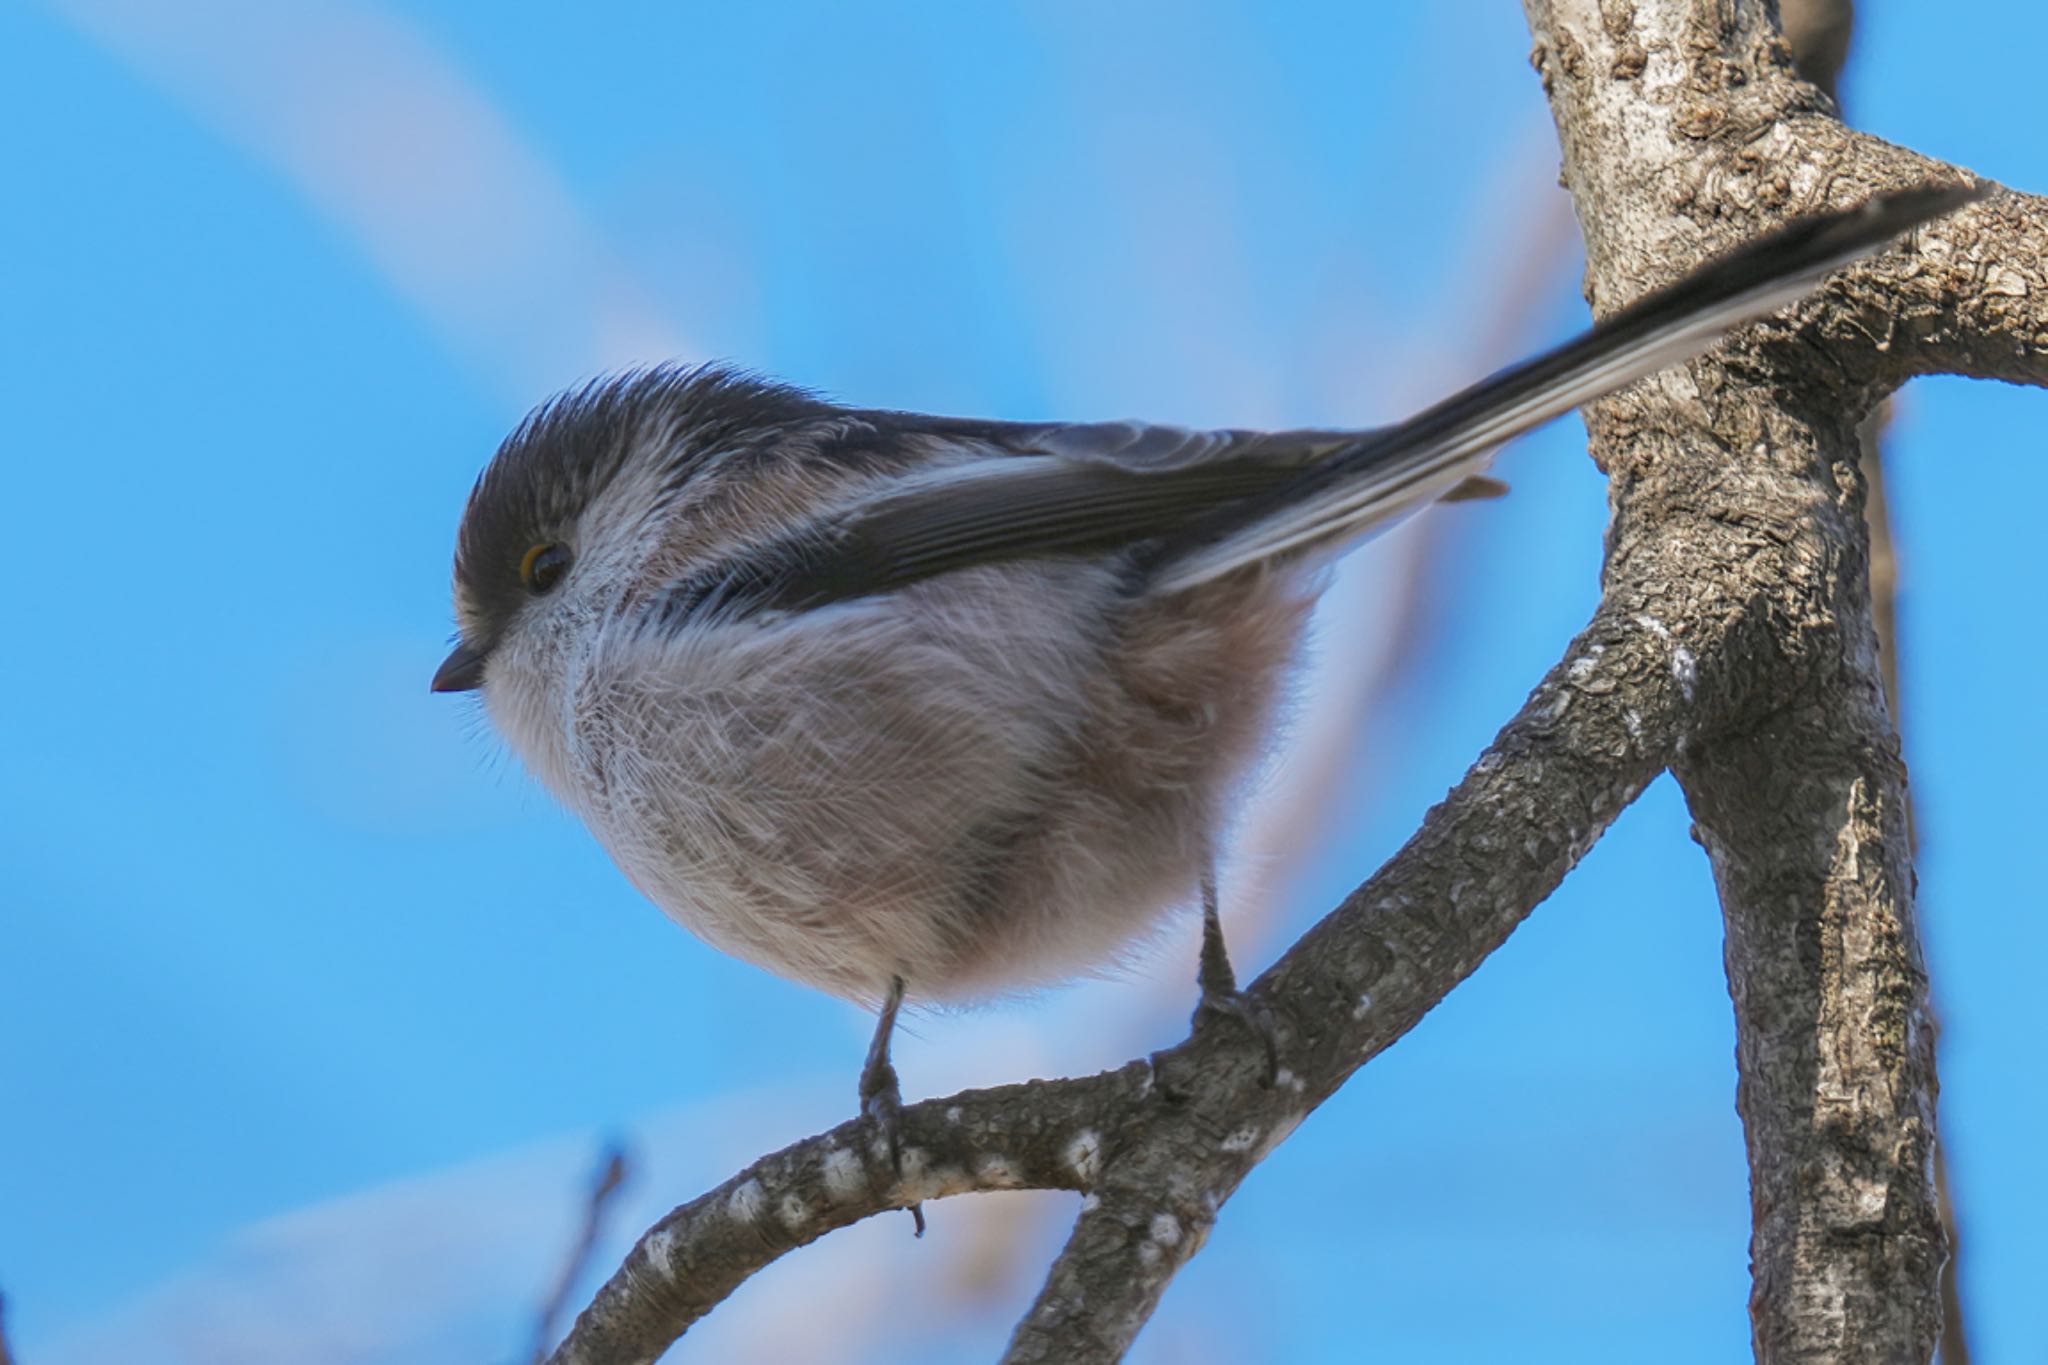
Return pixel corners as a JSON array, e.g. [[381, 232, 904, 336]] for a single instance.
[[431, 642, 488, 693]]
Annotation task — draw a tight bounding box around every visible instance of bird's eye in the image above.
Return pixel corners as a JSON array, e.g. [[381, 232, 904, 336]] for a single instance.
[[519, 542, 572, 595]]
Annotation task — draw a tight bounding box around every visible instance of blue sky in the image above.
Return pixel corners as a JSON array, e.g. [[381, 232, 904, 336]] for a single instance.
[[3, 3, 2042, 1361]]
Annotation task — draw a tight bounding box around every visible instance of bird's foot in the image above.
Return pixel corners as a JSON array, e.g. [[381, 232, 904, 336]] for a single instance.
[[1193, 866, 1279, 1086], [1192, 984, 1280, 1087], [859, 978, 926, 1237]]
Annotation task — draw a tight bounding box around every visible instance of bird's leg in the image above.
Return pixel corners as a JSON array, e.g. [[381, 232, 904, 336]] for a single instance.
[[858, 975, 925, 1236], [858, 975, 906, 1127], [1192, 861, 1279, 1085]]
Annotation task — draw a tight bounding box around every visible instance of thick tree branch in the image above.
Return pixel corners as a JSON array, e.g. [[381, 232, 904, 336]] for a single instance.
[[1525, 0, 2048, 398], [1779, 4, 1976, 1355], [1882, 187, 2048, 387], [1684, 708, 1937, 1361], [1521, 0, 1985, 1358]]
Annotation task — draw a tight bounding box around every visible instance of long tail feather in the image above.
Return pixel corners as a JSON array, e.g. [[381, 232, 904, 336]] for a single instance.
[[1144, 181, 1986, 592]]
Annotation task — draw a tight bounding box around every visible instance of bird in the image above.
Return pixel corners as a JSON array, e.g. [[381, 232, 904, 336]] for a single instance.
[[432, 183, 1979, 1151]]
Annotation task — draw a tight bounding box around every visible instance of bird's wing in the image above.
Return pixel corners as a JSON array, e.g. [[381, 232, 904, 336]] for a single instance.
[[723, 417, 1365, 606], [903, 416, 1354, 471], [744, 182, 1986, 610]]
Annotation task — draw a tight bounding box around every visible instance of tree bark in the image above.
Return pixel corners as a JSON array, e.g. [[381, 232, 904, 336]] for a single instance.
[[1521, 2, 1972, 1357]]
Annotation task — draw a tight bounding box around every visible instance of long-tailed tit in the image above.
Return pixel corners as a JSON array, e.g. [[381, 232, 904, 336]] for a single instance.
[[433, 185, 1977, 1139]]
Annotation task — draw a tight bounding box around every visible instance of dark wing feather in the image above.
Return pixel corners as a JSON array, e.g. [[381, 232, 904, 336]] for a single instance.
[[698, 416, 1363, 611], [758, 453, 1306, 610]]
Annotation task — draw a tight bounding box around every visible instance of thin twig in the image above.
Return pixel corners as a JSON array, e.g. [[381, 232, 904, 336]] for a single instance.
[[530, 1143, 632, 1365]]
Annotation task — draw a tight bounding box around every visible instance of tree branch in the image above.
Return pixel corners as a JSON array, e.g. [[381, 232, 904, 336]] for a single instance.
[[1521, 0, 1986, 1357], [1778, 4, 1977, 1355], [547, 1071, 1132, 1365], [1683, 705, 1938, 1360], [1882, 186, 2048, 388]]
